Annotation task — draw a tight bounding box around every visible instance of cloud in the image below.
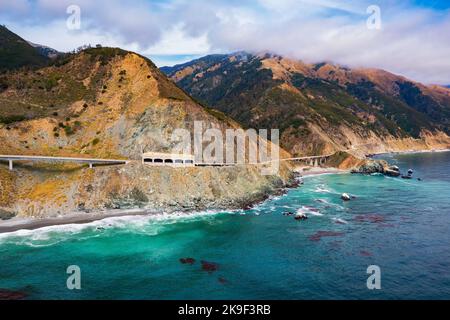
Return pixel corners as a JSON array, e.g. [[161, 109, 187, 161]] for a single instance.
[[0, 0, 449, 84]]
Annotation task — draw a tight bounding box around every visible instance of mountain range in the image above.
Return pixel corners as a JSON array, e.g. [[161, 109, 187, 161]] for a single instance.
[[162, 52, 450, 156]]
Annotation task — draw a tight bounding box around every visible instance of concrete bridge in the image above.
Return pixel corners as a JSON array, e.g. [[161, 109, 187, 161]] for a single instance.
[[0, 155, 129, 171], [1, 152, 335, 171], [280, 154, 334, 167]]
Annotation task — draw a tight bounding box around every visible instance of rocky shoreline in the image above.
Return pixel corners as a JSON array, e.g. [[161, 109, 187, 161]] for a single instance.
[[0, 170, 300, 234]]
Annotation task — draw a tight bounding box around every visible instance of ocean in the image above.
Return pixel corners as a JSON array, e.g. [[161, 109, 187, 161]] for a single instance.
[[1, 151, 450, 299]]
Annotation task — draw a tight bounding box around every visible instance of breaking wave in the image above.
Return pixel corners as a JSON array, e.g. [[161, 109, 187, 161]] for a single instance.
[[0, 209, 228, 247]]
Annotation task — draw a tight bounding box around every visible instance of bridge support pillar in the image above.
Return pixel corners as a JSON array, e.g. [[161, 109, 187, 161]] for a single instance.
[[9, 160, 13, 171]]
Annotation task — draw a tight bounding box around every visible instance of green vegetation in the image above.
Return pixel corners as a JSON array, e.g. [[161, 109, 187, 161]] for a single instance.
[[64, 125, 75, 136], [0, 114, 27, 124], [44, 76, 59, 91], [0, 26, 49, 71], [84, 47, 128, 66]]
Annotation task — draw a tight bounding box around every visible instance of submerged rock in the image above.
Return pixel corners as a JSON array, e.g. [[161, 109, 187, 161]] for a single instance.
[[0, 289, 27, 300], [180, 258, 196, 265], [354, 214, 386, 224], [218, 277, 228, 284], [201, 261, 219, 273], [309, 231, 345, 242], [360, 250, 372, 257]]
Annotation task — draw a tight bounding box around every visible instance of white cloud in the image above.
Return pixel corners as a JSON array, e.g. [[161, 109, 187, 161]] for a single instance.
[[1, 0, 449, 84], [142, 24, 210, 56]]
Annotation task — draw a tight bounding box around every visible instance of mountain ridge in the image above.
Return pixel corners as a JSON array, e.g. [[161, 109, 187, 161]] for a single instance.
[[162, 51, 450, 156], [0, 25, 50, 71]]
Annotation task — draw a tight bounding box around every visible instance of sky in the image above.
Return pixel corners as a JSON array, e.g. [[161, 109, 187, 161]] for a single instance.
[[0, 0, 449, 84]]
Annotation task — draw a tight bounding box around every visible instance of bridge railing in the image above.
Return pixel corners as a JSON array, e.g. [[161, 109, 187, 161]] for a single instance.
[[0, 155, 129, 171]]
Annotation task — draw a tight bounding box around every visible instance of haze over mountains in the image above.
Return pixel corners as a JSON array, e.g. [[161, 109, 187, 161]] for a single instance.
[[163, 52, 450, 156]]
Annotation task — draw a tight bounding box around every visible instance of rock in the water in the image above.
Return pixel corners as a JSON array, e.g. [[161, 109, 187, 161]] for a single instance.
[[384, 167, 401, 177], [341, 193, 351, 201], [402, 168, 414, 179], [0, 289, 27, 300], [360, 250, 372, 257], [218, 277, 228, 284], [352, 160, 403, 177], [201, 260, 219, 273], [354, 214, 386, 224], [352, 160, 387, 174], [309, 231, 345, 242], [294, 212, 308, 221], [180, 258, 196, 265]]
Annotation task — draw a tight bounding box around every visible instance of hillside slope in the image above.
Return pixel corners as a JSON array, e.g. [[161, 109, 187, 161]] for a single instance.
[[0, 46, 293, 218], [162, 52, 450, 156], [0, 26, 49, 71]]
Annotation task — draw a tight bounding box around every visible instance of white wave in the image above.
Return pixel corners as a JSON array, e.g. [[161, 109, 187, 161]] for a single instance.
[[332, 218, 349, 224], [313, 184, 339, 195], [0, 209, 230, 246], [314, 198, 346, 211], [297, 206, 324, 217]]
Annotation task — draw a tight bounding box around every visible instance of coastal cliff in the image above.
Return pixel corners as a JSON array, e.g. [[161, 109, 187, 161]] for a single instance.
[[0, 45, 293, 219]]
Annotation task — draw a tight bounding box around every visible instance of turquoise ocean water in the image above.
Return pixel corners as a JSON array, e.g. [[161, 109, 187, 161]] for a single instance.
[[1, 151, 450, 299]]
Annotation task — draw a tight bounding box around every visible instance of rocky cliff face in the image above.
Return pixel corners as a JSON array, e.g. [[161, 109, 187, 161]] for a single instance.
[[0, 47, 293, 219], [162, 52, 450, 157]]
